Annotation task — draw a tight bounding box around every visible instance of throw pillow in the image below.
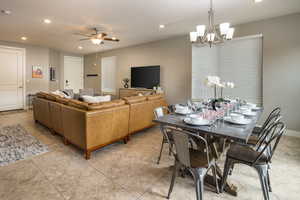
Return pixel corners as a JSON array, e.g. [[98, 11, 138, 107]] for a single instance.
[[81, 95, 111, 104]]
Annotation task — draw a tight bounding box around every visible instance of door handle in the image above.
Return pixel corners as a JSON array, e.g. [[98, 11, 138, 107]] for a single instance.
[[19, 86, 23, 89]]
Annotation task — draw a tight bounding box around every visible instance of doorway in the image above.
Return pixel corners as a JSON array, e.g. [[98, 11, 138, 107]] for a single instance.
[[63, 56, 84, 93], [0, 45, 26, 111]]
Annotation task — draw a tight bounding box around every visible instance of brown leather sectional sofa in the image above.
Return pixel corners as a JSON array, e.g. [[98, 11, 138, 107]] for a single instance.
[[33, 92, 167, 159]]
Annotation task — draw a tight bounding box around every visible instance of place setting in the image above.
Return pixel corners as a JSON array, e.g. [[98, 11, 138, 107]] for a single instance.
[[223, 113, 252, 125], [183, 114, 213, 126]]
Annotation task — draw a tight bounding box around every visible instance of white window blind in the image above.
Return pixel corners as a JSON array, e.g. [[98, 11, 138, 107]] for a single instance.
[[192, 45, 219, 100], [192, 35, 263, 105], [101, 56, 117, 93]]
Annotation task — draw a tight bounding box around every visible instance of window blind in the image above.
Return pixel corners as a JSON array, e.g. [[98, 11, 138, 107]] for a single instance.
[[191, 35, 263, 105]]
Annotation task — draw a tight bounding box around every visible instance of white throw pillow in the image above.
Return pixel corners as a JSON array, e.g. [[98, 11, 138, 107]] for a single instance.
[[51, 90, 68, 98], [96, 95, 111, 102], [81, 95, 111, 103]]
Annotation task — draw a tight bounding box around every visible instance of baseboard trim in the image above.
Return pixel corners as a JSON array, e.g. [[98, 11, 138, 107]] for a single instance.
[[286, 129, 300, 138]]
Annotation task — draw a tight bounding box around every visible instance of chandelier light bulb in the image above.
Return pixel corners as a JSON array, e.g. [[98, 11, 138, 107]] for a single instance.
[[196, 25, 206, 37], [190, 32, 198, 42], [91, 38, 102, 45], [207, 33, 215, 42], [226, 28, 235, 40], [220, 23, 230, 35], [189, 0, 234, 47]]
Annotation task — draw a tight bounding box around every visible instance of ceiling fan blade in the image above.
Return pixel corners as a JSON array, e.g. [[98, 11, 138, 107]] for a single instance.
[[79, 38, 91, 41], [104, 37, 120, 42], [74, 33, 93, 37]]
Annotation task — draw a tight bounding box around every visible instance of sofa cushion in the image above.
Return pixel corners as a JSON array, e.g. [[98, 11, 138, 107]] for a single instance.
[[45, 93, 60, 101], [88, 99, 125, 111], [68, 99, 89, 110], [146, 94, 163, 101], [122, 96, 147, 104], [36, 92, 48, 99], [55, 97, 70, 105], [82, 95, 111, 104], [51, 90, 70, 98]]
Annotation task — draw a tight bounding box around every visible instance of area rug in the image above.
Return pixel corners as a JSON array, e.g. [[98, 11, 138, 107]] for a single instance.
[[0, 124, 49, 166]]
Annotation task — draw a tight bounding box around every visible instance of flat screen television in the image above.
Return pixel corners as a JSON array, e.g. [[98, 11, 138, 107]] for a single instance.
[[131, 66, 160, 89]]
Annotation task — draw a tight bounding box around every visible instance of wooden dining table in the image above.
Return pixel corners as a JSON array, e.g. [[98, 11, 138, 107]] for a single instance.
[[153, 109, 263, 196]]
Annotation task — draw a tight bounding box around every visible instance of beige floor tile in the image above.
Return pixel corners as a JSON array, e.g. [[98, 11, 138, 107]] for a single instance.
[[1, 110, 300, 200], [0, 160, 64, 200]]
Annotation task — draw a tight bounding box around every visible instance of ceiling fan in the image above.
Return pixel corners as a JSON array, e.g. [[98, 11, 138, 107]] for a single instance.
[[74, 28, 120, 45]]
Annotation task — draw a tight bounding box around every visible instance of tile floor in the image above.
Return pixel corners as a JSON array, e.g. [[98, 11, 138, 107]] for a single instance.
[[0, 110, 299, 200]]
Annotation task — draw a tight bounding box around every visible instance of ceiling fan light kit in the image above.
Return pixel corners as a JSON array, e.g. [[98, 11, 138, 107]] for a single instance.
[[190, 0, 235, 47], [75, 28, 119, 45]]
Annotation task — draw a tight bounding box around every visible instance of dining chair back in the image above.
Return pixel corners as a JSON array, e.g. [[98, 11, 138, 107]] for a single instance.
[[221, 121, 286, 200], [166, 128, 218, 200], [154, 106, 173, 164], [255, 107, 281, 135], [255, 122, 286, 163], [154, 106, 169, 119], [256, 113, 282, 147]]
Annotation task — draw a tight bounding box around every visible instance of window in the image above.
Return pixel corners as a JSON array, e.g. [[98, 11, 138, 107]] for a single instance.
[[192, 35, 263, 105]]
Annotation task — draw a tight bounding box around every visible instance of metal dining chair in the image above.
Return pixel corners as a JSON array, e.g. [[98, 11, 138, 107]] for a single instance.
[[252, 107, 281, 136], [247, 112, 282, 147], [221, 122, 286, 200], [166, 128, 219, 200], [154, 106, 174, 164]]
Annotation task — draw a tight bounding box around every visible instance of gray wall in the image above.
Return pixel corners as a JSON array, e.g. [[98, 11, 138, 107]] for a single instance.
[[84, 53, 102, 94], [49, 49, 60, 91], [83, 13, 300, 131], [0, 41, 82, 97], [0, 41, 50, 95], [234, 13, 300, 131], [84, 36, 192, 104]]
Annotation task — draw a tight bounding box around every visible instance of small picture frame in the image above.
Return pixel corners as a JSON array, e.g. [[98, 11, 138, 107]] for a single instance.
[[32, 65, 43, 78]]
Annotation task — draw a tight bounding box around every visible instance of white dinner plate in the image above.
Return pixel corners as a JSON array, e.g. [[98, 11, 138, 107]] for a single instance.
[[252, 106, 262, 111], [175, 110, 193, 115], [223, 116, 252, 125], [183, 117, 211, 126], [241, 111, 257, 117]]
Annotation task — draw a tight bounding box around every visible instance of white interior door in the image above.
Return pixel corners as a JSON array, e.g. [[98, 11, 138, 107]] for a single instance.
[[0, 46, 25, 111], [64, 56, 83, 93]]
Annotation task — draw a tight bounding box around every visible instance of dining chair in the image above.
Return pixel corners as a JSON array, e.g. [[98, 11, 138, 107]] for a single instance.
[[247, 112, 282, 147], [252, 107, 281, 136], [154, 106, 174, 164], [221, 121, 286, 200], [166, 128, 219, 200]]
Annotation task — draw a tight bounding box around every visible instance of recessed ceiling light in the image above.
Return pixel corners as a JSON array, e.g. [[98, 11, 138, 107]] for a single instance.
[[254, 0, 263, 3], [21, 37, 27, 41], [78, 46, 83, 50], [1, 10, 12, 15], [159, 24, 165, 29], [43, 19, 52, 24]]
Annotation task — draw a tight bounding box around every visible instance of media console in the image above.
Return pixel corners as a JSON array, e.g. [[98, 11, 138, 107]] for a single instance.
[[119, 88, 155, 98]]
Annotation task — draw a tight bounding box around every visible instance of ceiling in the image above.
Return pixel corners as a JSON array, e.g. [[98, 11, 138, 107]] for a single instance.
[[0, 0, 300, 55]]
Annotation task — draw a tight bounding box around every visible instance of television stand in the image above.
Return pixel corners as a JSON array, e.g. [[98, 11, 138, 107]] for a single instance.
[[119, 88, 155, 98]]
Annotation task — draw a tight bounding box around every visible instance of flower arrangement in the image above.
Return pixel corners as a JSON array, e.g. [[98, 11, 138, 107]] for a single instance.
[[204, 76, 235, 99]]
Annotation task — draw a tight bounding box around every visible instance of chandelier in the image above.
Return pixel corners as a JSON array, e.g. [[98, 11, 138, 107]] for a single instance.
[[190, 0, 235, 47]]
